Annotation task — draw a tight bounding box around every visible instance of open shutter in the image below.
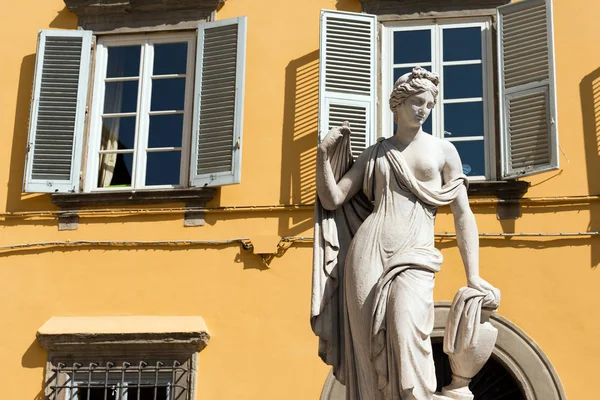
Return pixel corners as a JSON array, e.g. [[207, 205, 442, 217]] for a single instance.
[[498, 0, 558, 179], [190, 17, 247, 187], [318, 10, 376, 159], [24, 30, 92, 193]]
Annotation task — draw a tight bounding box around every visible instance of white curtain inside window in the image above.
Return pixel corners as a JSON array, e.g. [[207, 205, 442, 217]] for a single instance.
[[98, 50, 125, 188]]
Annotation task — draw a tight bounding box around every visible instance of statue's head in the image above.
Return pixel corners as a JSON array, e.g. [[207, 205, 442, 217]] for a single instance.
[[389, 66, 440, 128]]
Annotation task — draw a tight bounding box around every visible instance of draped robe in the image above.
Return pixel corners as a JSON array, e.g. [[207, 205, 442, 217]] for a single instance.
[[311, 135, 468, 399]]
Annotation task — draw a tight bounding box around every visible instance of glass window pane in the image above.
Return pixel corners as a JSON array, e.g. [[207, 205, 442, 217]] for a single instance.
[[451, 140, 485, 177], [77, 388, 117, 400], [150, 78, 186, 111], [443, 102, 484, 138], [104, 81, 139, 113], [393, 65, 431, 84], [443, 27, 482, 62], [106, 45, 141, 78], [148, 114, 184, 148], [443, 64, 483, 99], [127, 386, 168, 400], [393, 30, 431, 64], [146, 151, 181, 186], [423, 114, 432, 135], [154, 42, 188, 75], [97, 152, 134, 188], [101, 116, 136, 150]]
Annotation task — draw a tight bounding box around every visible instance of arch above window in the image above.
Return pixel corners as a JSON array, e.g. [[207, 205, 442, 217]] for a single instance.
[[320, 303, 566, 400]]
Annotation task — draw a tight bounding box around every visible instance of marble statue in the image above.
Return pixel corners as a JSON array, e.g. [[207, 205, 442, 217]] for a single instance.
[[311, 67, 501, 400]]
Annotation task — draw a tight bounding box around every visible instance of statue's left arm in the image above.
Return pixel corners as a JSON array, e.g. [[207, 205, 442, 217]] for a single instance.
[[442, 142, 500, 301]]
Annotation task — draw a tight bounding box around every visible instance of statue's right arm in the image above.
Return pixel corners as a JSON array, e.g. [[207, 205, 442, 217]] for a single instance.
[[316, 126, 368, 210]]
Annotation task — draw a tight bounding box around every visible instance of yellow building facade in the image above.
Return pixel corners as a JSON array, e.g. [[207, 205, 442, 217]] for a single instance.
[[0, 0, 598, 398]]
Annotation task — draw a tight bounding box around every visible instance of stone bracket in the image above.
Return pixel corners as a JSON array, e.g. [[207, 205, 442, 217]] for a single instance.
[[58, 209, 80, 231], [184, 202, 206, 227]]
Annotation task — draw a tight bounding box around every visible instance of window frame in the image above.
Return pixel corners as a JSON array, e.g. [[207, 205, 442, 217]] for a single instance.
[[85, 31, 197, 193], [381, 17, 496, 181]]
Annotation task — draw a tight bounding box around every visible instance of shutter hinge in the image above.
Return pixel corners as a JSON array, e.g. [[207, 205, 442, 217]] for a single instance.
[[26, 143, 32, 153], [234, 137, 240, 150]]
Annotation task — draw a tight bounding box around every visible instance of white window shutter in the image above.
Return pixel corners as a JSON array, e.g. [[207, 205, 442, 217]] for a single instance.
[[24, 30, 92, 193], [498, 0, 558, 179], [318, 10, 376, 158], [191, 17, 247, 187]]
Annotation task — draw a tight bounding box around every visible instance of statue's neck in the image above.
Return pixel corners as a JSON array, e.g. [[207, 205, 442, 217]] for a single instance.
[[392, 124, 422, 148]]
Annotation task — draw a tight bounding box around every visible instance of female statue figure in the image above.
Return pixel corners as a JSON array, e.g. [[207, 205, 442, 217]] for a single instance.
[[311, 67, 500, 399]]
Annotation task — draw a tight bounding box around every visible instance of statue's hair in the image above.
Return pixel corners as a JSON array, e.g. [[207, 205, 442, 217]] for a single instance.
[[389, 66, 440, 123]]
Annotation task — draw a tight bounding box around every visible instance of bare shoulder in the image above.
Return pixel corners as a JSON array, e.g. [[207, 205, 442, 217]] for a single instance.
[[421, 134, 458, 164]]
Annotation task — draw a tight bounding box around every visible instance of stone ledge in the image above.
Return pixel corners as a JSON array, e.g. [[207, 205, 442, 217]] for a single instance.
[[362, 0, 509, 14], [64, 0, 226, 31], [37, 316, 211, 353], [52, 188, 216, 208], [467, 180, 530, 199]]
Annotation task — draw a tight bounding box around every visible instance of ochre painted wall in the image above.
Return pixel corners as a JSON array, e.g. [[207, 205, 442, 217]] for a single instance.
[[1, 0, 599, 399]]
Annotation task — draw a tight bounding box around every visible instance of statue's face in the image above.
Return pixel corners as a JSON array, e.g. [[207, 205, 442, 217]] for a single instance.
[[396, 91, 435, 129]]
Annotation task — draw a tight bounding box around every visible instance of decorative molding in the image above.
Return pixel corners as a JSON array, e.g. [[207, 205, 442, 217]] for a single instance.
[[63, 0, 226, 31]]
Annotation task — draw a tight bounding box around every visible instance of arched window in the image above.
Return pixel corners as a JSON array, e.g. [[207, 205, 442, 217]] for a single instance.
[[320, 303, 566, 400]]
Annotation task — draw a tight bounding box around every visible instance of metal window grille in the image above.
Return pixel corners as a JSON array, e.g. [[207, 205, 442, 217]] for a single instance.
[[47, 359, 191, 400]]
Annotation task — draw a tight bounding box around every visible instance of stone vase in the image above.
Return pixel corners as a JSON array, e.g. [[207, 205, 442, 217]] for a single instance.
[[441, 310, 498, 400]]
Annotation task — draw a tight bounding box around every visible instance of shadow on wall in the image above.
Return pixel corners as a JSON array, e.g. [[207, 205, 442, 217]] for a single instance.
[[5, 7, 77, 214], [279, 50, 320, 238], [580, 67, 600, 268], [336, 0, 363, 11], [22, 338, 46, 400]]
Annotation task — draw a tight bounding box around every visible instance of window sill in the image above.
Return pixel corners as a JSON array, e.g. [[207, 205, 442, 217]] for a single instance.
[[52, 187, 216, 208], [467, 180, 530, 199]]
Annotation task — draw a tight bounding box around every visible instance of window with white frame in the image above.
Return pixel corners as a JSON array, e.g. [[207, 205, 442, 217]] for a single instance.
[[381, 21, 494, 180], [89, 33, 195, 190], [318, 0, 559, 183], [23, 17, 247, 194]]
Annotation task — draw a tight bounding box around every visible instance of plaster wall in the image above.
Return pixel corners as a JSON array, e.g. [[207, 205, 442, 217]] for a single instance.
[[0, 0, 599, 399]]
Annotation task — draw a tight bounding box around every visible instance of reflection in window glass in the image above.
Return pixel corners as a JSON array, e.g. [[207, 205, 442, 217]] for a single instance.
[[103, 81, 139, 114], [451, 140, 485, 176], [106, 45, 141, 78], [148, 114, 184, 148], [100, 116, 136, 150], [150, 78, 186, 111], [393, 30, 431, 64], [443, 64, 483, 99], [97, 152, 134, 188], [443, 102, 484, 138], [146, 151, 182, 186], [154, 42, 188, 75], [443, 27, 482, 62]]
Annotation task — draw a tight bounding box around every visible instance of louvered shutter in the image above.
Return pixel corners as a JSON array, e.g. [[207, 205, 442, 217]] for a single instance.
[[318, 10, 376, 159], [498, 0, 558, 179], [190, 17, 247, 187], [24, 30, 92, 193]]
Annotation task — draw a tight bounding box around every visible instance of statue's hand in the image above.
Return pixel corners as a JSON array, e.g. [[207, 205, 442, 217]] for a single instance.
[[467, 275, 501, 307], [319, 121, 351, 155]]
